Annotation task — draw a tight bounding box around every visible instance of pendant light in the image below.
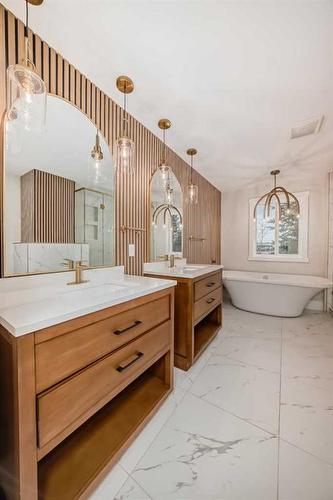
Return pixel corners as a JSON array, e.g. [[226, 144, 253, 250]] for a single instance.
[[6, 0, 46, 133], [88, 129, 109, 188], [165, 180, 173, 205], [115, 75, 135, 171], [186, 148, 199, 205], [253, 170, 300, 222], [158, 118, 172, 185]]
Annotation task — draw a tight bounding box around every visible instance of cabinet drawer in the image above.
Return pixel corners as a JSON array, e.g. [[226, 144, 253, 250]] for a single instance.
[[37, 321, 171, 449], [194, 272, 222, 301], [194, 287, 222, 323], [35, 294, 171, 393]]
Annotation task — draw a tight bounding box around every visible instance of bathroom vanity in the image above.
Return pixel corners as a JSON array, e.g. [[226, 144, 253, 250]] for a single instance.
[[144, 263, 223, 370], [0, 268, 175, 500]]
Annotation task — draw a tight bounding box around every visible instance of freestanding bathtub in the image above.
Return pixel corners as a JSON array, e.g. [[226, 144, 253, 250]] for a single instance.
[[223, 271, 333, 317]]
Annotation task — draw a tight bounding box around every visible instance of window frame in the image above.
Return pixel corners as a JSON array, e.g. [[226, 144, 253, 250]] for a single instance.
[[248, 191, 309, 263]]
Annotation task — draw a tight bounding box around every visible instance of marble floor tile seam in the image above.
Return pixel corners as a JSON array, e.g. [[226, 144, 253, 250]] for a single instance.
[[174, 357, 214, 394], [119, 465, 155, 500], [279, 375, 333, 401], [278, 437, 333, 469], [276, 319, 283, 500], [120, 389, 188, 476], [211, 352, 282, 375], [186, 390, 278, 438]]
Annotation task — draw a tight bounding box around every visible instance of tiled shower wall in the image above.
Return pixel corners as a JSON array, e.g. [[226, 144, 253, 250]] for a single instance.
[[328, 172, 333, 310]]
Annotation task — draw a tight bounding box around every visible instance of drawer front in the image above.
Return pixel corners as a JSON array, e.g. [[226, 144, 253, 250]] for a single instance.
[[194, 287, 222, 323], [35, 294, 170, 393], [194, 272, 222, 302], [37, 321, 171, 449]]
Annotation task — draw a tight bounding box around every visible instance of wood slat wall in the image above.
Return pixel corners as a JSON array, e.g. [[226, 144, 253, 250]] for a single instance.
[[21, 170, 75, 244], [0, 4, 221, 276]]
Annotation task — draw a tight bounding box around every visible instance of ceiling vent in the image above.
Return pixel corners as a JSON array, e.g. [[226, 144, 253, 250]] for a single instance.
[[290, 116, 324, 139]]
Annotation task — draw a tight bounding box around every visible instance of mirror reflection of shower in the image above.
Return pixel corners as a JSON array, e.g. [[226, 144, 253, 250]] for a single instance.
[[150, 169, 183, 260]]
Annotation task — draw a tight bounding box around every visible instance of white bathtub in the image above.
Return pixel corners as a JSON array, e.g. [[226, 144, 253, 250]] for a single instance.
[[223, 271, 333, 317]]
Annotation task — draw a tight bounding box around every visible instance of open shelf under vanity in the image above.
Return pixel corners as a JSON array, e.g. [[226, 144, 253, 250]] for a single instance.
[[194, 305, 222, 361], [38, 358, 171, 500]]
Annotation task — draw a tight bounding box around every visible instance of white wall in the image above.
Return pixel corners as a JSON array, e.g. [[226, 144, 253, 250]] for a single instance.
[[328, 172, 333, 309], [221, 173, 329, 277]]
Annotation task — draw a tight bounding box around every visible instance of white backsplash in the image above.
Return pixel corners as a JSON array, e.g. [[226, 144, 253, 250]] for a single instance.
[[12, 243, 89, 274]]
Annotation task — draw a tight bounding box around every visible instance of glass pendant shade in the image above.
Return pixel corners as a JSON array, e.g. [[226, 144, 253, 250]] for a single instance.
[[7, 61, 46, 134], [5, 117, 23, 155], [186, 148, 199, 205], [165, 186, 173, 204], [6, 2, 46, 135], [186, 183, 199, 205], [115, 136, 135, 172], [115, 76, 135, 172], [88, 132, 112, 188], [159, 162, 172, 186]]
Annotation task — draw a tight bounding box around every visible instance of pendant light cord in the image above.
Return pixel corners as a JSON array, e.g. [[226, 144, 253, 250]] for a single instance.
[[163, 129, 166, 163], [25, 0, 29, 37], [190, 157, 193, 184], [122, 85, 127, 137]]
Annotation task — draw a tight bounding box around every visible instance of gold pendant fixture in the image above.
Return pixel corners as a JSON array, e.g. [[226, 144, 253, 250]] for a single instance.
[[88, 129, 109, 188], [158, 118, 172, 186], [253, 170, 300, 222], [6, 0, 46, 133], [186, 148, 199, 205], [115, 75, 135, 172]]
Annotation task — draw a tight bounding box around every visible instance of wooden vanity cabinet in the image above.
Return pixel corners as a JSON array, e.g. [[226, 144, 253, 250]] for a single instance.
[[0, 287, 174, 500], [144, 269, 222, 370]]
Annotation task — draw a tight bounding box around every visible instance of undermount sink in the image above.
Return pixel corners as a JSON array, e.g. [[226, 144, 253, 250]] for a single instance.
[[182, 265, 209, 272], [64, 282, 129, 299]]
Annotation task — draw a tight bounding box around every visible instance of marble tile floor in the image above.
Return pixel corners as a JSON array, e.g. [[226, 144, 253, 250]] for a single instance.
[[90, 303, 333, 500]]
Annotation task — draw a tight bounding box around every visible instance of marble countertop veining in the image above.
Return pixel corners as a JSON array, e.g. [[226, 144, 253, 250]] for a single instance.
[[0, 267, 176, 337], [143, 263, 224, 279]]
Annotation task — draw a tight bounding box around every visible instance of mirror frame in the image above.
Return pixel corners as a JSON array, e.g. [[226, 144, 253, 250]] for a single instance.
[[1, 93, 116, 277], [148, 167, 183, 262]]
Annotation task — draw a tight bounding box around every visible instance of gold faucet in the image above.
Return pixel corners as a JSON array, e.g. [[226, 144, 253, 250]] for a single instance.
[[168, 254, 175, 268], [67, 261, 89, 285], [63, 258, 75, 270]]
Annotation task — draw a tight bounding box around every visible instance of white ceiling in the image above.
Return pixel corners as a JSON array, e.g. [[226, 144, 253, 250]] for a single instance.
[[3, 0, 333, 191]]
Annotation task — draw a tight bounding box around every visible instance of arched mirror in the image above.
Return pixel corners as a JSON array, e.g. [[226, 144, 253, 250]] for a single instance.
[[150, 170, 183, 260], [4, 95, 115, 275]]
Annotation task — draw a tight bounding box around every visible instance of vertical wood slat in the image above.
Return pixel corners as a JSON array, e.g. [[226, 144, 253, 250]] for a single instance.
[[63, 60, 70, 101], [75, 70, 81, 109], [49, 48, 57, 94], [21, 170, 75, 243], [6, 11, 16, 66], [69, 64, 75, 103], [56, 53, 63, 97], [0, 5, 221, 277], [81, 75, 86, 115], [0, 5, 6, 276], [42, 42, 49, 92], [34, 34, 42, 78]]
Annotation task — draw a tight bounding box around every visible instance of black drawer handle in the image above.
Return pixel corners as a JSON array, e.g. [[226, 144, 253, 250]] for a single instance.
[[206, 298, 215, 304], [113, 320, 142, 335], [206, 282, 215, 287], [116, 351, 144, 372]]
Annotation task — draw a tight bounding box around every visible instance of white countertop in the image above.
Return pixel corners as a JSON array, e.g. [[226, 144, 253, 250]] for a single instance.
[[0, 267, 176, 337], [143, 262, 224, 279]]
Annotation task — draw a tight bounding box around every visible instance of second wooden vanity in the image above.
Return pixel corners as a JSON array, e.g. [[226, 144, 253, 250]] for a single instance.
[[145, 265, 223, 370], [0, 272, 175, 500]]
